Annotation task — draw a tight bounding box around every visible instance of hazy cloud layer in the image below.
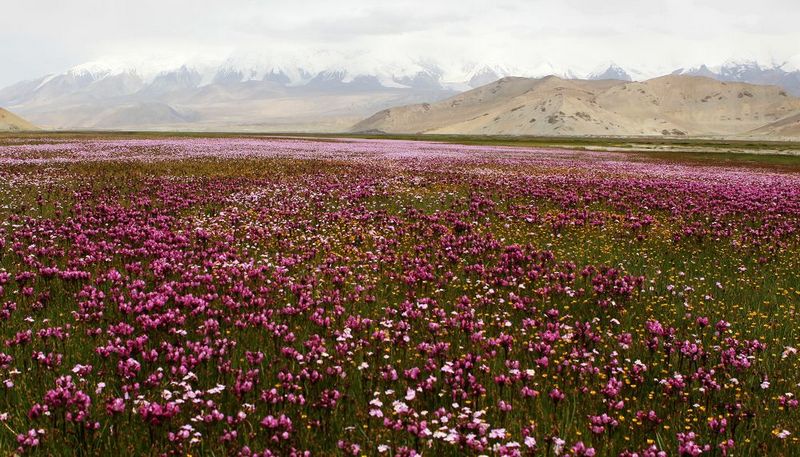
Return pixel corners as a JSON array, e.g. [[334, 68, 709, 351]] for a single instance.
[[2, 0, 799, 86]]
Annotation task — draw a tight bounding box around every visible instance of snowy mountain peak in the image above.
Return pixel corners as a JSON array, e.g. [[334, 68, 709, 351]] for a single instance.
[[674, 64, 717, 78], [670, 59, 800, 96], [717, 60, 764, 79], [67, 54, 224, 85], [588, 63, 632, 81]]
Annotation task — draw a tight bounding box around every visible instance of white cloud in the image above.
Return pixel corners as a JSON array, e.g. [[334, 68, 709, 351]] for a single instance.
[[1, 0, 799, 86]]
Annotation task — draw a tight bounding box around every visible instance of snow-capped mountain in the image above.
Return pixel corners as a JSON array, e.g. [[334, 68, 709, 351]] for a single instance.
[[588, 63, 633, 81], [0, 52, 605, 104], [0, 52, 604, 130], [674, 60, 800, 96], [2, 51, 800, 131]]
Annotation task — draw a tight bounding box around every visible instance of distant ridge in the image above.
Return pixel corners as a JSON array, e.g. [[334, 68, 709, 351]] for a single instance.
[[674, 61, 800, 96], [3, 55, 800, 131], [351, 75, 800, 138], [0, 107, 38, 131]]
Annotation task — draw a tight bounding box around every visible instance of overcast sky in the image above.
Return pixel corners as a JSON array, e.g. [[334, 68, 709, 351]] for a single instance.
[[2, 0, 799, 87]]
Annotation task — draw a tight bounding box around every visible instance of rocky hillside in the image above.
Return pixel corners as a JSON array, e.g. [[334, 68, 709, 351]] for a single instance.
[[352, 75, 800, 137]]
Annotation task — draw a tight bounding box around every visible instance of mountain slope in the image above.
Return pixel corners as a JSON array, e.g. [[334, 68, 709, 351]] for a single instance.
[[751, 112, 800, 137], [0, 108, 38, 131], [354, 77, 634, 136], [351, 75, 800, 137]]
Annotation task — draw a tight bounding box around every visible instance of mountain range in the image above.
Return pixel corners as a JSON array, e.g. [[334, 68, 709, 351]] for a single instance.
[[1, 54, 800, 132], [672, 61, 800, 96], [352, 75, 800, 138]]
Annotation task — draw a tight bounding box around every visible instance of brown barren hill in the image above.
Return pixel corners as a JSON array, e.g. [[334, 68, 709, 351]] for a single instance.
[[351, 75, 800, 137], [750, 112, 800, 138], [0, 107, 38, 131]]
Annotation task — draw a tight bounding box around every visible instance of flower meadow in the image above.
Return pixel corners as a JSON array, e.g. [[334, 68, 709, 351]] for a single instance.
[[0, 137, 799, 456]]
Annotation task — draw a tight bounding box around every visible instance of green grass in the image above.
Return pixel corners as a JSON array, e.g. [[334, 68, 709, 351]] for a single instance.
[[0, 136, 800, 455]]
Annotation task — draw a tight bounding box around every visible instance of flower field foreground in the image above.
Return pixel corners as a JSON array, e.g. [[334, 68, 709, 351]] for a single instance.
[[0, 137, 799, 456]]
